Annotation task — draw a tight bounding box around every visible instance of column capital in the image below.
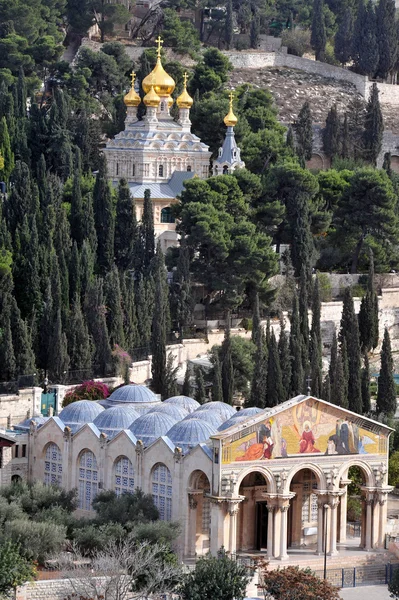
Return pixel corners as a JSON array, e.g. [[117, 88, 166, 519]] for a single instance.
[[188, 494, 198, 510]]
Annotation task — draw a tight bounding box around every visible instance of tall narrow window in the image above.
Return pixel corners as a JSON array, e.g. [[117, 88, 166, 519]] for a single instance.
[[159, 164, 164, 177], [44, 443, 62, 486], [151, 463, 172, 521], [132, 163, 135, 176], [116, 162, 119, 175], [161, 207, 175, 224], [187, 165, 192, 172], [78, 450, 98, 511], [114, 456, 135, 496]]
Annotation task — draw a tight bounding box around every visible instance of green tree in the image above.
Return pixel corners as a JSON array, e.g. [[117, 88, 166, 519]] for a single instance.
[[194, 366, 207, 405], [221, 314, 234, 405], [363, 83, 384, 166], [258, 564, 340, 600], [84, 277, 113, 376], [171, 237, 193, 334], [10, 296, 35, 377], [322, 373, 331, 403], [137, 189, 155, 275], [68, 293, 92, 374], [151, 245, 168, 396], [265, 330, 284, 407], [163, 353, 179, 400], [0, 539, 35, 597], [0, 116, 14, 182], [323, 105, 340, 160], [162, 9, 200, 54], [225, 0, 233, 49], [0, 300, 16, 381], [339, 288, 362, 413], [310, 275, 322, 396], [48, 309, 69, 382], [294, 101, 313, 164], [70, 149, 85, 248], [334, 7, 353, 65], [290, 292, 304, 396], [92, 488, 159, 526], [331, 350, 346, 407], [376, 0, 397, 80], [114, 178, 137, 271], [248, 328, 267, 408], [211, 354, 223, 403], [180, 548, 250, 600], [93, 155, 115, 275], [311, 0, 326, 61], [104, 265, 125, 348], [278, 317, 291, 402], [352, 0, 379, 77], [361, 351, 371, 414], [250, 11, 260, 49], [358, 249, 379, 352], [376, 327, 396, 416]]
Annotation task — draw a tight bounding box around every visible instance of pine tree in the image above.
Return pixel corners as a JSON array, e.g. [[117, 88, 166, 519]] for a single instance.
[[150, 244, 168, 395], [93, 154, 115, 275], [358, 249, 379, 352], [361, 351, 371, 414], [334, 7, 354, 65], [339, 288, 362, 413], [181, 367, 192, 397], [48, 309, 70, 382], [363, 83, 384, 166], [323, 105, 340, 159], [352, 0, 379, 77], [70, 149, 84, 248], [195, 366, 207, 405], [278, 316, 291, 401], [265, 331, 284, 407], [212, 353, 223, 403], [294, 101, 313, 164], [221, 313, 234, 405], [311, 0, 327, 61], [114, 178, 137, 271], [376, 327, 396, 416], [290, 292, 304, 396], [225, 0, 233, 49], [68, 293, 92, 375], [104, 265, 125, 348], [376, 0, 398, 80]]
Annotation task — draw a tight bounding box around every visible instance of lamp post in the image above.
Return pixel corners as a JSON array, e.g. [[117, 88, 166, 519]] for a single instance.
[[323, 504, 330, 580]]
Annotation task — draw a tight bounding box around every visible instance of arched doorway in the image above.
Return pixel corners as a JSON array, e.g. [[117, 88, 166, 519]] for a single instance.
[[187, 470, 211, 556], [288, 469, 319, 550], [237, 471, 271, 553]]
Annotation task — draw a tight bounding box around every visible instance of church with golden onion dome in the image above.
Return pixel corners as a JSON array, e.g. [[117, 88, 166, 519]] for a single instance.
[[104, 37, 243, 250]]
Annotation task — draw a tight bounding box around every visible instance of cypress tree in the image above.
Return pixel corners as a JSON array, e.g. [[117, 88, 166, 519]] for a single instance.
[[93, 155, 115, 275], [310, 276, 322, 397], [80, 240, 95, 301], [150, 244, 168, 395], [334, 7, 354, 65], [299, 268, 310, 372], [225, 0, 233, 49], [376, 327, 396, 416], [69, 241, 81, 304], [352, 0, 379, 77], [361, 351, 371, 414], [250, 11, 260, 49], [48, 309, 70, 382], [0, 298, 16, 381], [16, 68, 27, 119], [137, 189, 155, 274], [195, 366, 207, 405], [104, 265, 125, 348], [164, 353, 178, 399], [136, 275, 154, 352], [358, 249, 379, 352], [363, 83, 384, 166], [311, 0, 327, 61], [294, 101, 313, 165], [122, 273, 138, 356], [84, 277, 113, 376], [265, 330, 284, 407], [0, 116, 14, 182], [212, 353, 223, 403], [290, 292, 304, 396], [36, 278, 53, 372], [322, 374, 331, 403], [70, 149, 84, 248], [10, 297, 35, 377], [251, 292, 261, 345], [114, 178, 137, 271], [339, 288, 362, 413], [182, 367, 192, 397], [83, 191, 97, 257], [331, 350, 346, 407], [248, 327, 267, 408], [341, 338, 349, 407], [171, 237, 192, 335], [286, 125, 295, 152], [68, 293, 92, 375], [329, 330, 338, 384], [278, 316, 291, 401], [376, 0, 398, 80], [340, 113, 350, 159], [310, 330, 322, 397], [221, 313, 234, 405], [383, 152, 392, 177], [13, 215, 42, 320], [323, 105, 341, 159]]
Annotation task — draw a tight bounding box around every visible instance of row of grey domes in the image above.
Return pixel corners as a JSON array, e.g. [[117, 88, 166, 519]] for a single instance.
[[22, 385, 263, 453]]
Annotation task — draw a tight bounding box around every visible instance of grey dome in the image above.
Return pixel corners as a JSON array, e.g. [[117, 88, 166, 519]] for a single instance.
[[14, 415, 49, 432], [184, 410, 224, 428], [217, 407, 263, 432], [166, 418, 216, 454], [108, 385, 158, 404], [93, 405, 140, 438], [196, 401, 235, 421], [59, 400, 104, 432], [129, 412, 177, 446], [148, 403, 188, 420], [97, 399, 111, 408], [163, 395, 200, 413]]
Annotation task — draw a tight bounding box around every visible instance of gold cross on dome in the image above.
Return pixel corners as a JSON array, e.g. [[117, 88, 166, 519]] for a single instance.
[[183, 72, 188, 87], [130, 71, 136, 87], [155, 35, 164, 57], [229, 91, 234, 105]]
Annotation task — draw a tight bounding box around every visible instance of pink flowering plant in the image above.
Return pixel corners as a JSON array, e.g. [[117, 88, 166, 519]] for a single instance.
[[112, 344, 132, 384], [62, 380, 110, 407]]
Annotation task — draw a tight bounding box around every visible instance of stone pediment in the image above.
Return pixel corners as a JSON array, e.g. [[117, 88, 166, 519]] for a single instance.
[[212, 396, 392, 464]]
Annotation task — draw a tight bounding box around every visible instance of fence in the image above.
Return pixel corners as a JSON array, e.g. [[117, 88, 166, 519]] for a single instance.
[[313, 563, 399, 588]]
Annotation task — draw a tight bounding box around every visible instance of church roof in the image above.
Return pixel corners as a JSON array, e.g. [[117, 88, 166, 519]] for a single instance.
[[196, 401, 236, 421], [108, 384, 158, 404], [128, 171, 195, 200], [166, 418, 217, 454], [214, 127, 243, 167], [163, 395, 200, 413], [183, 410, 225, 428]]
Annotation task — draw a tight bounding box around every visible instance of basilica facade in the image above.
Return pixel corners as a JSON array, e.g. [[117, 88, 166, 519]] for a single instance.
[[21, 387, 392, 561]]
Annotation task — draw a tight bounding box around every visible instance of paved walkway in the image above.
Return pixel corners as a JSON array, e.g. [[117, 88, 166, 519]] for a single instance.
[[339, 585, 391, 599]]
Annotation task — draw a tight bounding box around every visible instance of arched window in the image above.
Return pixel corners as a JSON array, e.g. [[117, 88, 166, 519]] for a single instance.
[[44, 443, 62, 486], [161, 207, 175, 224], [158, 164, 164, 177], [78, 450, 98, 511], [223, 165, 229, 174], [187, 165, 192, 172], [114, 456, 135, 496], [151, 464, 172, 521], [160, 102, 165, 111]]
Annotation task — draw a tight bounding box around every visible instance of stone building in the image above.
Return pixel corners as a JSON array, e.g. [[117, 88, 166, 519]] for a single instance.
[[24, 386, 391, 560], [103, 37, 211, 251]]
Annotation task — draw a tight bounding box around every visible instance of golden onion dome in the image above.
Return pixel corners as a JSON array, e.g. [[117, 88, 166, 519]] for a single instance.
[[176, 72, 193, 109], [143, 84, 161, 107], [224, 91, 238, 127], [124, 71, 140, 107], [142, 36, 175, 96], [166, 95, 174, 108]]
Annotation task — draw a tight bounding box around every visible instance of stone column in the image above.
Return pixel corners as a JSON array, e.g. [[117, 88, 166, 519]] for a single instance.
[[364, 495, 374, 552], [209, 498, 226, 555], [279, 505, 289, 560], [338, 485, 349, 544], [228, 501, 241, 556], [267, 505, 275, 558], [372, 498, 380, 549], [316, 501, 324, 555], [328, 496, 340, 556], [378, 492, 389, 548], [187, 493, 199, 556], [273, 505, 281, 559]]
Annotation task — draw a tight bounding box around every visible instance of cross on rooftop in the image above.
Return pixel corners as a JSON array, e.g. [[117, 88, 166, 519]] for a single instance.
[[183, 72, 188, 87], [229, 91, 234, 104], [130, 71, 136, 87], [155, 35, 164, 57]]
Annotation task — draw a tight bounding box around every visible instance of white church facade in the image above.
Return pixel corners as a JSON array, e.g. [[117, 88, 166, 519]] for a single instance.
[[21, 386, 392, 560]]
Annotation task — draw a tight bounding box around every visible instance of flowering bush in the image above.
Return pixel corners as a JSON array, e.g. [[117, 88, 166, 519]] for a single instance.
[[112, 344, 132, 384], [62, 381, 110, 407]]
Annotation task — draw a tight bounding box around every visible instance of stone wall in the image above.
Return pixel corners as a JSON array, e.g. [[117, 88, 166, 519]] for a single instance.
[[0, 388, 42, 428]]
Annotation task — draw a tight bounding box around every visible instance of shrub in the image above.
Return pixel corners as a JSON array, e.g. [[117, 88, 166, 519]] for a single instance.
[[281, 29, 312, 57], [71, 522, 125, 556], [347, 497, 362, 521], [258, 564, 340, 599], [3, 519, 66, 563], [317, 273, 332, 302], [62, 380, 110, 407]]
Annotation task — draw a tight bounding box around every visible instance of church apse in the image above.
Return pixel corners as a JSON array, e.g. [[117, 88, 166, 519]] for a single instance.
[[221, 398, 387, 464]]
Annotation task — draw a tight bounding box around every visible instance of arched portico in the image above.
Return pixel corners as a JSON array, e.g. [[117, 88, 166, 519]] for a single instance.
[[186, 470, 211, 557]]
